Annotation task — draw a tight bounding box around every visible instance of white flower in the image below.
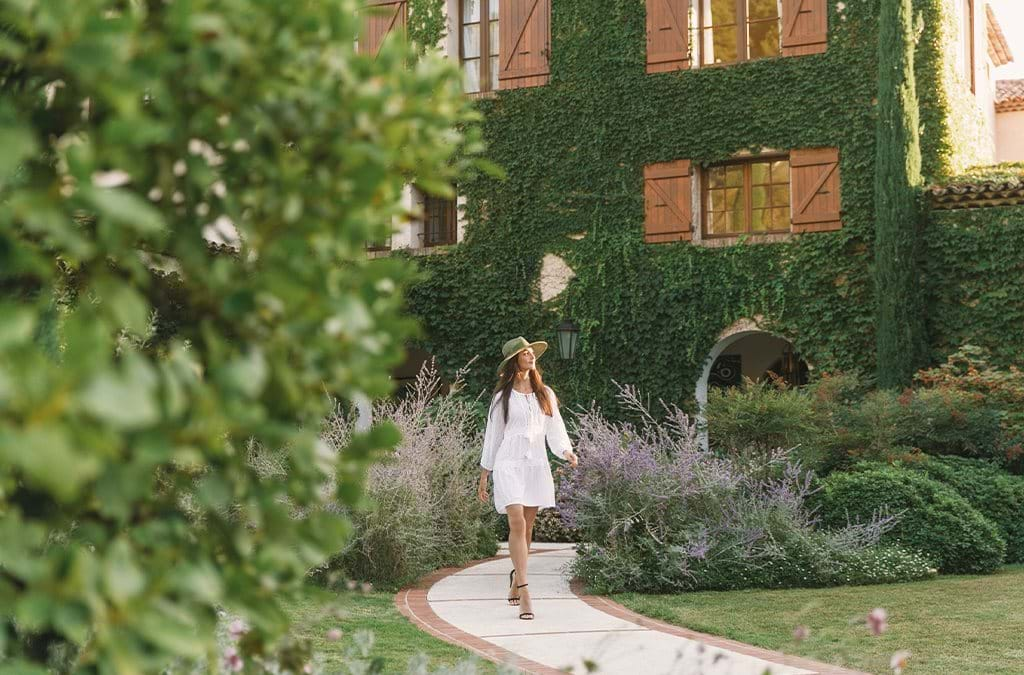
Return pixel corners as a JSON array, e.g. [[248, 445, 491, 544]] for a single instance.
[[232, 139, 250, 153], [890, 650, 911, 674], [173, 160, 187, 177], [196, 202, 210, 217], [171, 191, 185, 204], [148, 187, 163, 201], [211, 180, 227, 198], [91, 170, 131, 188]]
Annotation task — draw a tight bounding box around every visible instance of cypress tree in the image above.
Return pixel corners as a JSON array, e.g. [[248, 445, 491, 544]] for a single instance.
[[874, 0, 927, 388]]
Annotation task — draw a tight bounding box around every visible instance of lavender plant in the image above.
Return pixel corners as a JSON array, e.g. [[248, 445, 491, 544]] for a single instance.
[[310, 358, 499, 590], [560, 383, 935, 594]]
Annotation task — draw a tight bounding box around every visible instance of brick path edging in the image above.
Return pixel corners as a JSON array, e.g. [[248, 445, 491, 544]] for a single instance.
[[394, 549, 868, 675]]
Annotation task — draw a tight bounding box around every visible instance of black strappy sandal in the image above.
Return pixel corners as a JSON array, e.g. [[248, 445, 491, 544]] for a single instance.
[[507, 569, 520, 606], [516, 583, 533, 620]]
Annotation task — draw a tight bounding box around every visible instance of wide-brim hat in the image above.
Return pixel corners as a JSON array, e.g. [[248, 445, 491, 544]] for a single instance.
[[497, 336, 548, 375]]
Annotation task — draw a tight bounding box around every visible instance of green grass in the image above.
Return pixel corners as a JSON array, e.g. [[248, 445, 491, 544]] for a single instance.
[[612, 565, 1024, 675], [281, 584, 502, 674]]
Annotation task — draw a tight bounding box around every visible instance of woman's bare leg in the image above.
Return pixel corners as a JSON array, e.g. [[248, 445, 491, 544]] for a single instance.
[[524, 506, 539, 550], [507, 504, 527, 603]]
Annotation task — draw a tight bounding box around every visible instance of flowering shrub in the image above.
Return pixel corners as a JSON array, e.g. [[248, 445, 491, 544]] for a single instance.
[[815, 465, 1007, 573], [560, 383, 932, 594], [307, 359, 499, 591], [914, 345, 1024, 473]]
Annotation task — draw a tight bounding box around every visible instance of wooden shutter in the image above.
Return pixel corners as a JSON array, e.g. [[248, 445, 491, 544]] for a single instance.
[[359, 0, 407, 58], [781, 0, 827, 56], [499, 0, 550, 90], [644, 160, 693, 243], [646, 0, 690, 73], [790, 148, 841, 232]]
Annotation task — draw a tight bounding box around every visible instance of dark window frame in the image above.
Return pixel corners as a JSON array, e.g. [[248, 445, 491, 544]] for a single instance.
[[422, 190, 458, 247], [459, 0, 499, 95], [701, 154, 791, 239]]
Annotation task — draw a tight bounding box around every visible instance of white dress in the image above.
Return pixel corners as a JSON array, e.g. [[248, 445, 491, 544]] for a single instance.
[[480, 385, 574, 515]]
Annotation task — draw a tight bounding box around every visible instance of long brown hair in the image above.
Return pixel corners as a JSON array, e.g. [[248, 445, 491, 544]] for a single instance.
[[489, 351, 554, 424]]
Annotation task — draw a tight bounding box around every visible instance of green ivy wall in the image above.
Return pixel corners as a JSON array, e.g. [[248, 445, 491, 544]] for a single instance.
[[399, 0, 1018, 418]]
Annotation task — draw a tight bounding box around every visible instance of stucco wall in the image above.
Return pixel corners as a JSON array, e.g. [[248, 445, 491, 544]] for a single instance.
[[995, 110, 1024, 162]]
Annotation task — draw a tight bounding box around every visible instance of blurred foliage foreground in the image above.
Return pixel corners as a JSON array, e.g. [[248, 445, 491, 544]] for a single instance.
[[0, 0, 493, 671]]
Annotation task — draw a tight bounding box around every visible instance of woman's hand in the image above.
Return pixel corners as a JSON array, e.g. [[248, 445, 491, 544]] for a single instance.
[[477, 474, 489, 503], [563, 450, 578, 468]]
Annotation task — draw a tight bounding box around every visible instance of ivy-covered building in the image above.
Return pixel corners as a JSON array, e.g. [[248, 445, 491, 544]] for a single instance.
[[360, 0, 1024, 417]]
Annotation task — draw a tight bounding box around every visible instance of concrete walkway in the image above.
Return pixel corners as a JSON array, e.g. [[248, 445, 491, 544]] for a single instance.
[[395, 542, 865, 675]]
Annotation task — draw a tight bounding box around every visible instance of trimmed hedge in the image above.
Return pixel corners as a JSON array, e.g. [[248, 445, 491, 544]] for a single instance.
[[814, 466, 1006, 574], [910, 456, 1024, 563]]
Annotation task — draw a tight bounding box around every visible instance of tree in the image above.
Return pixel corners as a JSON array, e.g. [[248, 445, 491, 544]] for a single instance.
[[874, 0, 928, 388], [0, 0, 486, 670]]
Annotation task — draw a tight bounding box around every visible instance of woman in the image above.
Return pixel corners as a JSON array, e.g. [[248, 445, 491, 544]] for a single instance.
[[476, 336, 579, 621]]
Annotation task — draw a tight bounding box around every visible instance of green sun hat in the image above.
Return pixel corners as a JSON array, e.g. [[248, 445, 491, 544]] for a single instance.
[[496, 336, 548, 375]]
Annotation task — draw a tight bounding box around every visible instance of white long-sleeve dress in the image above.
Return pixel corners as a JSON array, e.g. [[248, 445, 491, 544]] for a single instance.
[[480, 385, 574, 515]]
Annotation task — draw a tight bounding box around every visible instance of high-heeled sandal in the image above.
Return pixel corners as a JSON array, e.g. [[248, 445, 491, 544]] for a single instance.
[[516, 583, 533, 620], [507, 569, 520, 606]]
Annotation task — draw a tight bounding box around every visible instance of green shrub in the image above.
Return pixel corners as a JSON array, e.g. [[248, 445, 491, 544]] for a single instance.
[[0, 1, 485, 669], [910, 456, 1024, 563], [815, 466, 1006, 573]]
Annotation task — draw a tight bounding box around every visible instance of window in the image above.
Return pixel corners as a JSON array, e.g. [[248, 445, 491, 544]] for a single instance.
[[461, 0, 499, 93], [699, 0, 781, 65], [956, 0, 975, 93], [703, 157, 790, 237], [422, 192, 458, 246], [366, 234, 392, 252]]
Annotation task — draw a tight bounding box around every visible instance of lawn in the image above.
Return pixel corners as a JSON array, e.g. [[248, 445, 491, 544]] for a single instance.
[[612, 565, 1024, 675], [281, 584, 502, 674]]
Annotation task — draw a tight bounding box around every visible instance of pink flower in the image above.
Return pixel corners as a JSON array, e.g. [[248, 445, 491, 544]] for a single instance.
[[326, 628, 343, 641], [360, 581, 373, 593], [868, 608, 888, 636], [792, 625, 810, 642], [222, 646, 243, 672], [345, 579, 358, 591], [890, 650, 912, 674], [303, 663, 314, 674], [228, 619, 248, 639]]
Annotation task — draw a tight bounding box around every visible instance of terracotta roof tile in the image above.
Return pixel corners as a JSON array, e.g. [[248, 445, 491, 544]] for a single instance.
[[996, 79, 1024, 112], [987, 4, 1014, 68], [928, 177, 1024, 210]]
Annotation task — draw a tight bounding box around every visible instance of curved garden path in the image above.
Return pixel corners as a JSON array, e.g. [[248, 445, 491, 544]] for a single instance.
[[395, 542, 865, 675]]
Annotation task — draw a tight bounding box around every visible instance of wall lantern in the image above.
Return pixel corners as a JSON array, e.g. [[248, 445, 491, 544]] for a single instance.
[[556, 316, 580, 360]]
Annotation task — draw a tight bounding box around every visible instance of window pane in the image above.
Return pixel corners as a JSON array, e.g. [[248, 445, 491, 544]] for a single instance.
[[710, 189, 726, 212], [747, 0, 778, 21], [489, 0, 499, 20], [751, 162, 770, 184], [705, 0, 738, 26], [751, 186, 768, 209], [490, 20, 499, 56], [751, 208, 769, 231], [707, 26, 738, 63], [463, 0, 480, 23], [726, 187, 742, 211], [771, 160, 789, 183], [463, 58, 480, 93], [708, 167, 726, 188], [725, 211, 741, 233], [773, 206, 790, 227], [772, 185, 788, 206], [725, 165, 743, 187], [748, 19, 780, 59], [463, 24, 481, 58], [712, 211, 727, 234], [489, 56, 498, 90]]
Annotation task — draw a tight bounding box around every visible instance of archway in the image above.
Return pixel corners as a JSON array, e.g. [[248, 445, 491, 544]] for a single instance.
[[695, 322, 810, 448]]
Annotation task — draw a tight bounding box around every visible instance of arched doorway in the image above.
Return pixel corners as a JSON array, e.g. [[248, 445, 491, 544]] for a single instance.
[[695, 324, 810, 448]]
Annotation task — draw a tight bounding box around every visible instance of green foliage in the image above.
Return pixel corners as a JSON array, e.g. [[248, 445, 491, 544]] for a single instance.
[[408, 0, 447, 56], [815, 466, 1007, 574], [874, 0, 926, 388], [909, 456, 1024, 563], [399, 0, 1001, 420], [0, 0, 483, 670], [923, 211, 1024, 383]]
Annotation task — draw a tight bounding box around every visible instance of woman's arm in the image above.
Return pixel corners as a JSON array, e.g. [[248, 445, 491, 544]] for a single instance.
[[544, 386, 576, 464], [479, 393, 504, 472]]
